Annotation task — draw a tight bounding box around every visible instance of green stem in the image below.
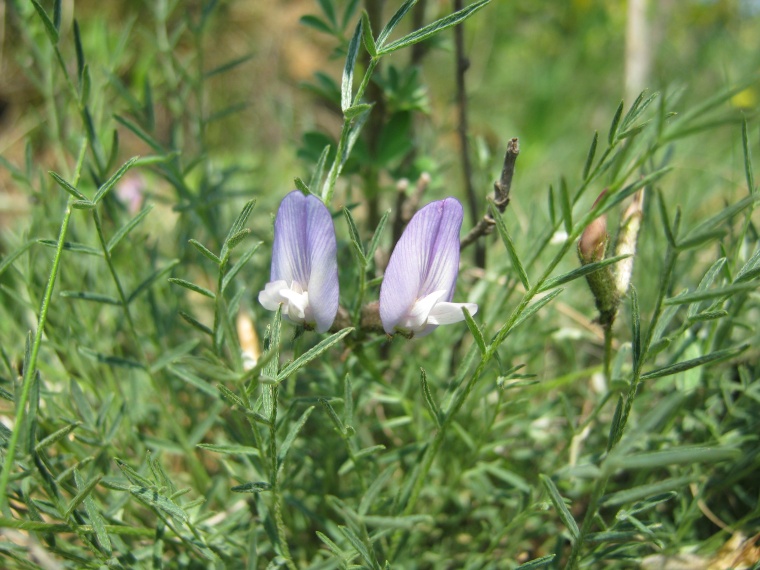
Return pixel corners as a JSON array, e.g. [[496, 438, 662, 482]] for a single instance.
[[566, 474, 609, 570], [0, 207, 73, 512], [603, 322, 613, 383]]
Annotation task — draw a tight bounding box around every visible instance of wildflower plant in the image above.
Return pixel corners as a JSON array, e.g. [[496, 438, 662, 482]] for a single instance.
[[0, 1, 758, 569]]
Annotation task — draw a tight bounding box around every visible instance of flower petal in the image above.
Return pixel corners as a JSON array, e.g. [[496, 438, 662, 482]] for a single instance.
[[427, 302, 478, 325], [269, 191, 339, 332], [258, 280, 290, 311], [380, 198, 464, 333]]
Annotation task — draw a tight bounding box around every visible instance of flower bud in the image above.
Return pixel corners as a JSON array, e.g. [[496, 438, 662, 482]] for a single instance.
[[614, 189, 644, 297], [578, 192, 618, 326]]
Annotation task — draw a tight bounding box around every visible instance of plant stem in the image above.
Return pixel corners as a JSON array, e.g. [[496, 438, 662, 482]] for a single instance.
[[566, 474, 609, 570], [0, 208, 73, 513], [603, 322, 613, 383]]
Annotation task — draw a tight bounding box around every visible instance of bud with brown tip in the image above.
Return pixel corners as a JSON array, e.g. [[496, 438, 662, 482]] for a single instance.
[[578, 191, 619, 326]]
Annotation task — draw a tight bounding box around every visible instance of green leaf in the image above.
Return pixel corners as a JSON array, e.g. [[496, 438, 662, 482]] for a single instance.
[[276, 328, 354, 383], [71, 199, 96, 210], [49, 171, 87, 201], [353, 445, 385, 460], [656, 190, 676, 247], [37, 239, 100, 256], [79, 347, 145, 370], [735, 248, 760, 283], [309, 145, 331, 193], [35, 422, 82, 452], [344, 103, 373, 120], [608, 100, 624, 144], [223, 199, 256, 257], [361, 11, 377, 58], [277, 406, 314, 472], [515, 555, 556, 570], [224, 229, 251, 253], [189, 239, 222, 265], [377, 0, 491, 56], [166, 366, 217, 397], [179, 311, 212, 336], [680, 193, 759, 245], [299, 14, 333, 34], [53, 0, 62, 30], [30, 0, 59, 44], [609, 446, 740, 471], [490, 202, 530, 289], [59, 291, 122, 305], [687, 258, 726, 319], [338, 525, 376, 568], [601, 167, 672, 216], [743, 119, 756, 194], [319, 398, 345, 433], [539, 474, 579, 539], [640, 344, 747, 380], [65, 473, 102, 518], [318, 0, 337, 26], [114, 115, 163, 153], [80, 65, 91, 105], [510, 289, 563, 332], [343, 374, 354, 427], [559, 177, 572, 234], [294, 177, 309, 194], [127, 259, 180, 304], [343, 207, 367, 265], [107, 205, 153, 252], [358, 465, 396, 516], [582, 131, 598, 180], [663, 282, 759, 305], [231, 482, 271, 493], [367, 209, 390, 261], [129, 486, 187, 522], [222, 241, 262, 293], [462, 307, 486, 355], [196, 443, 261, 456], [419, 368, 442, 427], [0, 241, 36, 278], [601, 476, 694, 507], [204, 53, 254, 78], [540, 254, 631, 293], [377, 0, 417, 47], [74, 470, 111, 555], [360, 514, 432, 529], [631, 287, 641, 375], [93, 157, 140, 204], [342, 18, 363, 111]]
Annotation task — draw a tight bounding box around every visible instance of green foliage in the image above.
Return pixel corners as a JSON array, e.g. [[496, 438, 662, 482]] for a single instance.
[[0, 0, 758, 569]]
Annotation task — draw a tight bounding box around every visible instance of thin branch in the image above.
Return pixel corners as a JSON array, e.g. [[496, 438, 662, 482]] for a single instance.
[[453, 0, 483, 266], [460, 137, 520, 250]]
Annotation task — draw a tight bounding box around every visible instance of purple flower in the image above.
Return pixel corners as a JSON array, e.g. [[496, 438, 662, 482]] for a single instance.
[[380, 197, 478, 336], [258, 191, 339, 332]]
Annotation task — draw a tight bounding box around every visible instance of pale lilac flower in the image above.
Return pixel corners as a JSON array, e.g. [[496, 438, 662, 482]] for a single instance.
[[116, 173, 145, 214], [258, 191, 339, 332], [379, 197, 478, 337]]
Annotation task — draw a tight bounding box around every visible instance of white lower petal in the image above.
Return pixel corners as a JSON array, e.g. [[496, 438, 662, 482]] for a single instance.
[[394, 290, 478, 335], [427, 302, 478, 325], [401, 290, 447, 330], [258, 280, 313, 325]]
